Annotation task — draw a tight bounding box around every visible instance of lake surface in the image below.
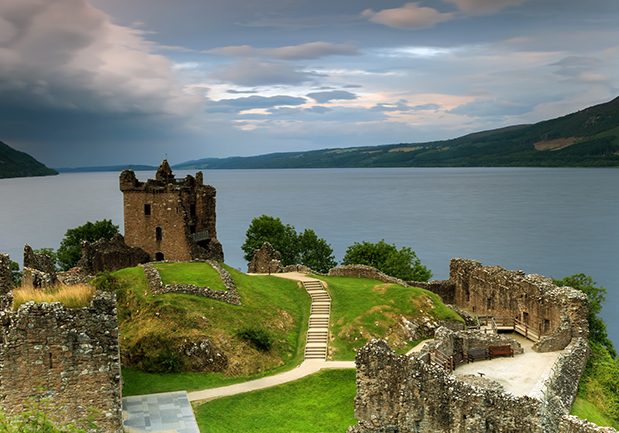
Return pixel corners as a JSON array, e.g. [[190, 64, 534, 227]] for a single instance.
[[1, 168, 618, 345]]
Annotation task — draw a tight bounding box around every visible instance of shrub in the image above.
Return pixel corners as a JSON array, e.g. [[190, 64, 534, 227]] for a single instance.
[[128, 334, 183, 373], [342, 240, 432, 281], [12, 284, 95, 309], [237, 327, 273, 351]]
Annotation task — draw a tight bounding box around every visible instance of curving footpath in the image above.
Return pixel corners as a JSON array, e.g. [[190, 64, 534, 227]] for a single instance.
[[188, 272, 352, 402]]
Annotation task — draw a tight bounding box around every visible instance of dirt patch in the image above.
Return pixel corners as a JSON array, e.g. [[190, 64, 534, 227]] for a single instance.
[[388, 146, 421, 153], [534, 137, 580, 151], [372, 284, 390, 294]]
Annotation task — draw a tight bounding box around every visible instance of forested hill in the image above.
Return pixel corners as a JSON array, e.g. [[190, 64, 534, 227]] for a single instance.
[[176, 96, 619, 169], [0, 141, 57, 179]]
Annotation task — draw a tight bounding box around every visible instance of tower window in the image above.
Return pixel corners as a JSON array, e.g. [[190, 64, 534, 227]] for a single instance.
[[155, 226, 163, 241], [190, 203, 196, 217], [144, 204, 151, 216]]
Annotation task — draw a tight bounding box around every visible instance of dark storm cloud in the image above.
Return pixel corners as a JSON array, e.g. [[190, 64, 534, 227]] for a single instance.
[[210, 59, 321, 86]]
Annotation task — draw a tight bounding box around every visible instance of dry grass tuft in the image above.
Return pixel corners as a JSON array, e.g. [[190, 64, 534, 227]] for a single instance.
[[13, 284, 96, 309]]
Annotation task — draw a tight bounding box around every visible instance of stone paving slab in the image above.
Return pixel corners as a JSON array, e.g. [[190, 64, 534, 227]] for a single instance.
[[123, 391, 200, 433]]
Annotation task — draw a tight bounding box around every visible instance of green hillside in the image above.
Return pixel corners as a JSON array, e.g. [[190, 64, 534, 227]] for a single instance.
[[176, 96, 619, 169], [0, 140, 58, 179]]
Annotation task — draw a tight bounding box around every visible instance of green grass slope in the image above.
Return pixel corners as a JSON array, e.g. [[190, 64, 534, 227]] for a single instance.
[[175, 96, 619, 169], [108, 263, 310, 396], [316, 275, 463, 360], [195, 369, 356, 433], [0, 140, 58, 179], [571, 342, 619, 428]]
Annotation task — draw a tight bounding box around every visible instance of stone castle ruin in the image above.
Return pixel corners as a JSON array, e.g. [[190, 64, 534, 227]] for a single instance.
[[120, 160, 224, 262], [348, 258, 610, 433], [0, 255, 123, 432]]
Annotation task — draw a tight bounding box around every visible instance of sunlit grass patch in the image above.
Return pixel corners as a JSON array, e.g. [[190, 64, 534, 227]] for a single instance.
[[13, 284, 96, 309]]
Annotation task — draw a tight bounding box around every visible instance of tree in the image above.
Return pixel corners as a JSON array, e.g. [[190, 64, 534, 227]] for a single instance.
[[57, 220, 119, 270], [554, 273, 616, 358], [242, 215, 337, 271], [242, 215, 299, 266], [297, 229, 337, 273], [9, 261, 21, 288], [342, 240, 432, 281]]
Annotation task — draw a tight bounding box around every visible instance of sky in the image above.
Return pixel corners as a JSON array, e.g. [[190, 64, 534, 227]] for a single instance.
[[1, 0, 618, 166]]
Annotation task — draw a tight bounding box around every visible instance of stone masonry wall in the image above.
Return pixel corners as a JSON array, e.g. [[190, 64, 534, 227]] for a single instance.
[[408, 280, 455, 304], [142, 261, 241, 305], [349, 339, 614, 433], [77, 233, 150, 274], [248, 242, 282, 274], [449, 259, 589, 352], [0, 292, 123, 432], [329, 265, 408, 286], [0, 254, 12, 295]]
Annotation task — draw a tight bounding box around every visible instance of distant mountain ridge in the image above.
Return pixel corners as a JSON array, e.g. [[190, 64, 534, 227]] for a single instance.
[[175, 96, 619, 169], [0, 141, 58, 179]]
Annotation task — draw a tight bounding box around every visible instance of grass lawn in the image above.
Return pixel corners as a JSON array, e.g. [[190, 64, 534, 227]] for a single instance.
[[314, 275, 462, 360], [195, 369, 356, 433], [113, 264, 310, 396], [154, 262, 227, 290], [572, 397, 618, 429]]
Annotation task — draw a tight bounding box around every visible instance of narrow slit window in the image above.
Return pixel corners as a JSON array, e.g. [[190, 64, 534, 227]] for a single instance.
[[144, 204, 151, 216], [155, 226, 163, 241]]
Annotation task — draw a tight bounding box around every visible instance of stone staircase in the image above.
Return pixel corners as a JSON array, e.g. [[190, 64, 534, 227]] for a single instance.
[[302, 279, 331, 360]]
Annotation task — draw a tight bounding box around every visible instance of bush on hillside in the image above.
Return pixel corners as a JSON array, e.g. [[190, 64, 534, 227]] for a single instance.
[[237, 327, 273, 352], [342, 240, 432, 281]]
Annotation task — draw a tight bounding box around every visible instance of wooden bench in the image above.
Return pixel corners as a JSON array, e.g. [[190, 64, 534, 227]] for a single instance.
[[467, 348, 489, 362], [489, 345, 514, 358]]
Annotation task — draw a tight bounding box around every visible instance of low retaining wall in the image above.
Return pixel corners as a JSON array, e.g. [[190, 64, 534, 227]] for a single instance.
[[142, 261, 241, 305], [328, 265, 408, 286], [408, 279, 455, 304]]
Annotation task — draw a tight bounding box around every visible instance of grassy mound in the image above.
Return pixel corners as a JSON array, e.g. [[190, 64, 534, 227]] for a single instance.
[[571, 342, 619, 428], [154, 262, 227, 291], [13, 284, 95, 309], [315, 275, 463, 360], [106, 263, 310, 396], [195, 369, 356, 433]]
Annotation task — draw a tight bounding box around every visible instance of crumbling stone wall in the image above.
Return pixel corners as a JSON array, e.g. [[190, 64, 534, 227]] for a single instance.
[[142, 261, 240, 305], [0, 254, 13, 294], [425, 326, 524, 359], [247, 242, 282, 274], [350, 340, 543, 433], [0, 292, 122, 433], [77, 233, 150, 274], [328, 264, 408, 286], [409, 279, 455, 304], [120, 160, 224, 263], [442, 259, 589, 352], [349, 338, 610, 433], [22, 245, 57, 288]]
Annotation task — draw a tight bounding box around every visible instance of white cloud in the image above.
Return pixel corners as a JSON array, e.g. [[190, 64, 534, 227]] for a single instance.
[[442, 0, 527, 15], [362, 3, 455, 29]]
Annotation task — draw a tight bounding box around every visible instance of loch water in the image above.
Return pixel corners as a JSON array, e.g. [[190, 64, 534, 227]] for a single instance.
[[1, 167, 617, 345]]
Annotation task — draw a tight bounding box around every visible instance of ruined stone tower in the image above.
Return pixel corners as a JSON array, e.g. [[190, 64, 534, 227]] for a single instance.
[[119, 160, 224, 262]]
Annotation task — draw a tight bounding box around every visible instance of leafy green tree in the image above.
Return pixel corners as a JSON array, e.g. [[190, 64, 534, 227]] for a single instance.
[[297, 229, 337, 273], [554, 273, 616, 358], [9, 261, 21, 287], [57, 220, 119, 270], [242, 216, 337, 271], [242, 215, 299, 266], [342, 240, 432, 281]]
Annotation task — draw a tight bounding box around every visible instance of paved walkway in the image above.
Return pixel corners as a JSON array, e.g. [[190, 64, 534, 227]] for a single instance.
[[123, 391, 200, 433], [453, 335, 563, 398]]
